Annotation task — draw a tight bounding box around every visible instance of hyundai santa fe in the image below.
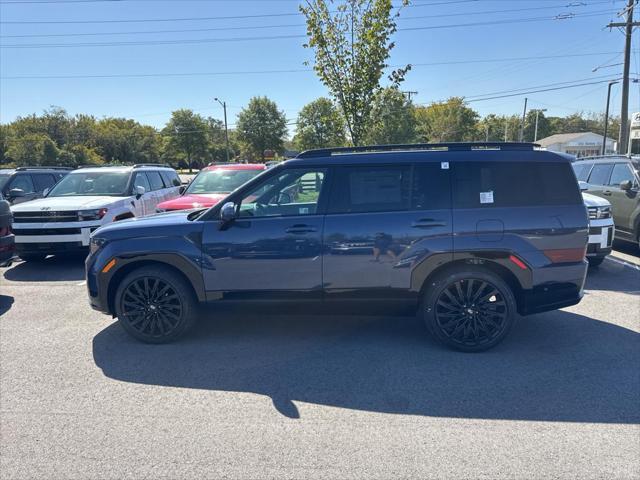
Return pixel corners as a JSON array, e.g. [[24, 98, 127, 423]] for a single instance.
[[86, 143, 589, 352]]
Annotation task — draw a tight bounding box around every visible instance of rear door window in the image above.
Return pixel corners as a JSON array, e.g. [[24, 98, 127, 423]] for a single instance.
[[328, 166, 411, 214], [572, 163, 592, 182], [587, 164, 613, 185], [412, 163, 451, 210], [453, 161, 582, 208], [608, 163, 634, 186], [132, 172, 151, 192], [146, 171, 165, 191]]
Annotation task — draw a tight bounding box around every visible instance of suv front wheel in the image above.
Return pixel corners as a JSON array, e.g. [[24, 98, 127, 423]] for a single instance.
[[423, 267, 517, 352], [114, 265, 197, 343]]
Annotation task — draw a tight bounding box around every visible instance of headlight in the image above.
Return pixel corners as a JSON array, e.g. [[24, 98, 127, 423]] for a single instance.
[[79, 208, 108, 221], [588, 206, 611, 219], [90, 237, 108, 254]]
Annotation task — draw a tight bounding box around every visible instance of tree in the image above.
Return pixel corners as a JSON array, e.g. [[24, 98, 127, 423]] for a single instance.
[[300, 0, 410, 146], [522, 110, 551, 142], [293, 97, 346, 150], [414, 97, 479, 142], [236, 97, 288, 161], [6, 133, 56, 166], [478, 114, 523, 142], [364, 87, 415, 144], [161, 110, 209, 171]]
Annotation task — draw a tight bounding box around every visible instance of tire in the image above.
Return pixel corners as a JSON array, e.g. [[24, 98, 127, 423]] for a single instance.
[[19, 254, 47, 262], [587, 256, 606, 267], [423, 267, 517, 352], [114, 265, 198, 344]]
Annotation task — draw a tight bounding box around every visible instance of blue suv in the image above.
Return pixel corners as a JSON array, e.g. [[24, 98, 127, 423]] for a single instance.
[[86, 143, 589, 351]]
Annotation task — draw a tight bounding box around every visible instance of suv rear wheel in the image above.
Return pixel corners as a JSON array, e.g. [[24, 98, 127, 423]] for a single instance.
[[423, 267, 517, 352], [114, 265, 197, 343]]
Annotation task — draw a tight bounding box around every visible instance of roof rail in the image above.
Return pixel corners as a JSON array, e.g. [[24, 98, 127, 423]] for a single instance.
[[132, 163, 171, 169], [296, 142, 541, 158], [14, 166, 74, 171]]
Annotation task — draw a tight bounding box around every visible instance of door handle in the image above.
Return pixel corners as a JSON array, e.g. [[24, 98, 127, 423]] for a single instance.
[[285, 224, 317, 234], [411, 219, 447, 228], [602, 190, 612, 196]]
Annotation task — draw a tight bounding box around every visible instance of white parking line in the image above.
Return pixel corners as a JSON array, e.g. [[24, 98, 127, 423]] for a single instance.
[[76, 281, 86, 286], [606, 256, 640, 271]]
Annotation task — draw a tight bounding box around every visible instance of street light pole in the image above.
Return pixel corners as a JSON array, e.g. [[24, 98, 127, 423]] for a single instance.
[[603, 80, 619, 155], [214, 97, 230, 163], [534, 108, 547, 142]]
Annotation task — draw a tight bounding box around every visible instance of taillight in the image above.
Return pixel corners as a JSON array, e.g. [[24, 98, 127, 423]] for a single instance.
[[543, 247, 587, 264]]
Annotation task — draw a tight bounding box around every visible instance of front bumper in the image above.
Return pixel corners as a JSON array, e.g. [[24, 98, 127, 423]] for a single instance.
[[0, 233, 17, 267], [587, 219, 614, 257]]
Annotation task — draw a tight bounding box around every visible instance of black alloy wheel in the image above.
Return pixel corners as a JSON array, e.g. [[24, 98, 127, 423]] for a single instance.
[[115, 265, 196, 343], [424, 268, 517, 352]]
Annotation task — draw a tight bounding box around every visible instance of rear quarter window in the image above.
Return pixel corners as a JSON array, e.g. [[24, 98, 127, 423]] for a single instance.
[[453, 161, 582, 208], [146, 171, 165, 191]]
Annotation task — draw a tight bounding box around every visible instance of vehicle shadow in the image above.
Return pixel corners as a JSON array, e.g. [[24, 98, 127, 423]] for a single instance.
[[585, 256, 640, 294], [0, 295, 14, 316], [3, 254, 86, 282], [93, 307, 640, 424]]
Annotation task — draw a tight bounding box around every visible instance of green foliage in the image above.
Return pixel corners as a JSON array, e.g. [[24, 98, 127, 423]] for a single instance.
[[300, 0, 410, 146], [414, 97, 479, 142], [293, 97, 346, 150], [236, 96, 288, 161], [161, 110, 209, 170], [364, 87, 416, 145], [477, 114, 520, 142]]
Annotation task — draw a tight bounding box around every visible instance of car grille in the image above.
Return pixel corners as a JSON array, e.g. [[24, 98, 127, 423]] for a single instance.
[[13, 228, 82, 236], [588, 206, 611, 219], [13, 211, 79, 223]]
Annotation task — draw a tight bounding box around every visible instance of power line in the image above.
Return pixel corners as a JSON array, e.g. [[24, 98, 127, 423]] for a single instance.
[[0, 2, 617, 38], [0, 52, 628, 79], [0, 10, 618, 48]]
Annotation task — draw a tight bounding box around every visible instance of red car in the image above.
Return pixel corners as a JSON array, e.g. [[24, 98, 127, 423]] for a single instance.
[[155, 163, 266, 212]]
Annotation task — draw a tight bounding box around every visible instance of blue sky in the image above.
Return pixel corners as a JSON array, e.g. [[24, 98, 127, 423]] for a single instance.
[[1, 0, 639, 134]]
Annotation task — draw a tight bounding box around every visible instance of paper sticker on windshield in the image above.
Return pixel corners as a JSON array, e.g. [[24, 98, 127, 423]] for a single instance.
[[480, 191, 494, 204], [441, 162, 449, 169]]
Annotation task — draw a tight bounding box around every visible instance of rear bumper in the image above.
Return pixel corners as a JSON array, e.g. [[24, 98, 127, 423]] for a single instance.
[[519, 260, 588, 316], [16, 241, 87, 255]]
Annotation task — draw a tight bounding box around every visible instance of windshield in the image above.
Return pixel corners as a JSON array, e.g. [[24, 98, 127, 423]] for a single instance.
[[186, 169, 263, 195], [47, 171, 130, 197], [0, 174, 9, 191]]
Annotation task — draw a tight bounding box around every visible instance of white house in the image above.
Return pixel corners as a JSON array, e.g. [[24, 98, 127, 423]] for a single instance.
[[537, 132, 616, 158]]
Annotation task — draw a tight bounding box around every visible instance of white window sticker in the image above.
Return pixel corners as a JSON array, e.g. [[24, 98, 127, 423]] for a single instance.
[[441, 161, 449, 170], [480, 190, 494, 204]]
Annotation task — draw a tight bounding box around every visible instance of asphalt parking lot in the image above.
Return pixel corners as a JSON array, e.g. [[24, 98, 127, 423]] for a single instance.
[[1, 247, 639, 479]]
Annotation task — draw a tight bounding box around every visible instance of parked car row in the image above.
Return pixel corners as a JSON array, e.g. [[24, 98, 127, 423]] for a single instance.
[[3, 163, 266, 261]]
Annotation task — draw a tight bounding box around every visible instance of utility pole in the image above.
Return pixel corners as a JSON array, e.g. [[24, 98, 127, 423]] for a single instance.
[[402, 91, 418, 101], [214, 97, 230, 163], [607, 0, 640, 154], [603, 80, 619, 155], [534, 108, 547, 142], [519, 97, 528, 142]]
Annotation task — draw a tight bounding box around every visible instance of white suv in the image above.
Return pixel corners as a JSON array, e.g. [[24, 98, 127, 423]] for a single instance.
[[10, 164, 181, 261]]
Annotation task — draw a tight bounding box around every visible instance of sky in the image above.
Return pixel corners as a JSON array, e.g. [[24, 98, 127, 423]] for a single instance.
[[1, 0, 639, 134]]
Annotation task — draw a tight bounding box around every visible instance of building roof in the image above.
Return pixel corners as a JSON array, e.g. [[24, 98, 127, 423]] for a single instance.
[[537, 132, 613, 147]]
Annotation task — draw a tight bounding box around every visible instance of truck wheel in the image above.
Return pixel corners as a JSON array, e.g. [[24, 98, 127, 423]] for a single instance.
[[19, 254, 47, 262], [423, 268, 517, 352], [114, 265, 197, 344], [587, 256, 605, 267]]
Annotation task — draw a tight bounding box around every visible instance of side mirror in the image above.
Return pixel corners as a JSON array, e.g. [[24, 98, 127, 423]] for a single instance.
[[578, 181, 589, 192], [8, 188, 25, 198], [43, 187, 50, 197], [179, 185, 186, 195], [620, 180, 633, 191], [134, 185, 145, 198], [219, 202, 237, 225]]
